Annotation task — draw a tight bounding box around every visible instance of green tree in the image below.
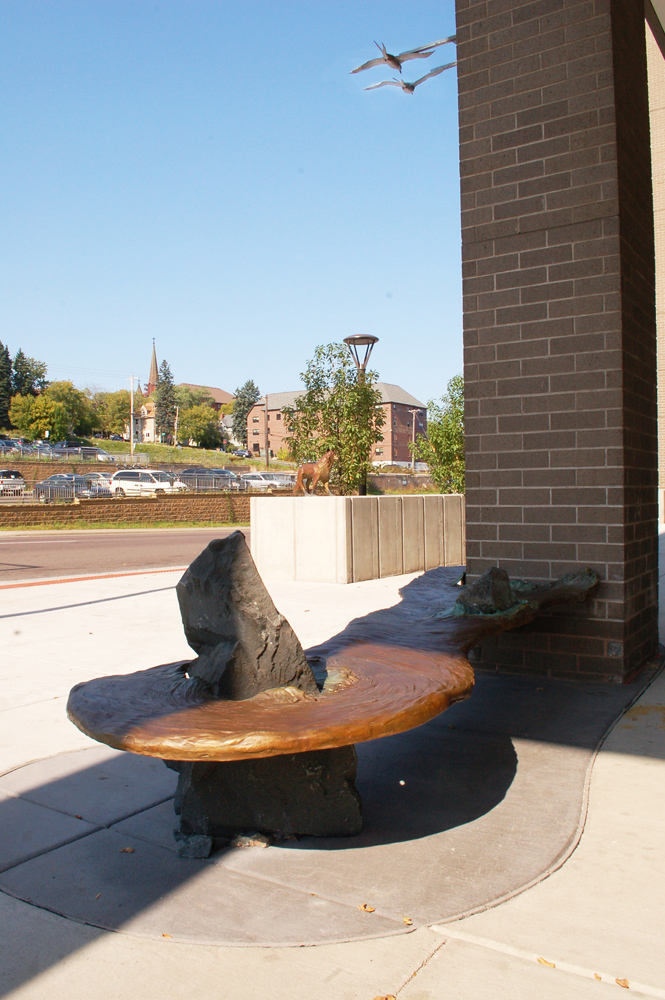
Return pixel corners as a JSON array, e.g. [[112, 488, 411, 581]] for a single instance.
[[9, 395, 69, 441], [232, 380, 260, 446], [283, 343, 385, 495], [411, 374, 465, 493], [43, 381, 95, 436], [11, 349, 48, 396], [0, 341, 11, 429], [91, 389, 139, 437], [154, 360, 177, 441], [178, 405, 223, 448], [174, 385, 215, 411]]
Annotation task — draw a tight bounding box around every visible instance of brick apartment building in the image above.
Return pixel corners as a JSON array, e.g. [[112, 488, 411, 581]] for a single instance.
[[246, 383, 427, 464]]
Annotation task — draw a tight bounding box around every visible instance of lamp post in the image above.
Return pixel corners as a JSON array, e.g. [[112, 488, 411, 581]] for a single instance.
[[343, 335, 379, 496]]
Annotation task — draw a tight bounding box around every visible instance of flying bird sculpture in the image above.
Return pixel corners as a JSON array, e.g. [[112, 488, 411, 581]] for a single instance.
[[350, 34, 456, 75], [364, 61, 457, 94]]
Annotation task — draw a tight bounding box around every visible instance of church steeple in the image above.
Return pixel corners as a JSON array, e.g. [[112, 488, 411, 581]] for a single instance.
[[147, 339, 159, 396]]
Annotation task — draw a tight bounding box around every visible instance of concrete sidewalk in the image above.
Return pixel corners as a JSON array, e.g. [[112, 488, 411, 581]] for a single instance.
[[0, 566, 663, 999]]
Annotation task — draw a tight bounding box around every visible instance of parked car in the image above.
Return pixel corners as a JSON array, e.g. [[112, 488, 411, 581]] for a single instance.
[[233, 449, 251, 459], [84, 471, 113, 490], [0, 470, 25, 496], [110, 470, 189, 496], [264, 473, 295, 488], [109, 433, 123, 441], [33, 474, 92, 501], [240, 472, 287, 491], [180, 468, 247, 491]]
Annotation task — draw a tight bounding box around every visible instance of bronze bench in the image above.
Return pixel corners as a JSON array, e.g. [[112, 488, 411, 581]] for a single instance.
[[67, 531, 598, 856]]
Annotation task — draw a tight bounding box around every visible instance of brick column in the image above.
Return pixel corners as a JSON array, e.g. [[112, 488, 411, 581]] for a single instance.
[[457, 0, 658, 682]]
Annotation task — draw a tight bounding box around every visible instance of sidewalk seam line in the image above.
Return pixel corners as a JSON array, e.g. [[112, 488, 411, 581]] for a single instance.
[[433, 928, 665, 998]]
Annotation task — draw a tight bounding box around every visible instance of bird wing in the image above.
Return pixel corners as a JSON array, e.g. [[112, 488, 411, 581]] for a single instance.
[[398, 49, 436, 63], [407, 34, 457, 54], [350, 55, 387, 74], [412, 61, 457, 87], [364, 79, 401, 91]]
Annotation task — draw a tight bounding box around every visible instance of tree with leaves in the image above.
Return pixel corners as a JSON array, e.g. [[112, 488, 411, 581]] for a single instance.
[[9, 395, 69, 441], [11, 349, 48, 396], [0, 341, 11, 429], [232, 380, 260, 446], [283, 343, 385, 495], [410, 374, 465, 493], [178, 405, 223, 449], [154, 360, 177, 442], [43, 381, 95, 436]]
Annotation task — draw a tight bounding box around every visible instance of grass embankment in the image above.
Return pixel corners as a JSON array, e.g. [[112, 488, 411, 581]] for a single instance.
[[100, 440, 295, 470], [0, 520, 250, 531]]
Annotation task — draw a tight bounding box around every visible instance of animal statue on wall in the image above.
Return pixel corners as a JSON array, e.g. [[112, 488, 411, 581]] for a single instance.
[[294, 449, 336, 496]]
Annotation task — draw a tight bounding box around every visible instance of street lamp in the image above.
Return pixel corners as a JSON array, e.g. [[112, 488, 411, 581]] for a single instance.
[[343, 335, 379, 496]]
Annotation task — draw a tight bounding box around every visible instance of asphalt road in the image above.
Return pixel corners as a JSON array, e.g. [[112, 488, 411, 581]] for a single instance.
[[0, 527, 246, 583]]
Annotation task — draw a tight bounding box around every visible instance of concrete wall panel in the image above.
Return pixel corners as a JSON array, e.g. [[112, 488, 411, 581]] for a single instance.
[[350, 497, 379, 582], [443, 495, 464, 567], [423, 495, 444, 571], [402, 496, 425, 574], [377, 496, 403, 578]]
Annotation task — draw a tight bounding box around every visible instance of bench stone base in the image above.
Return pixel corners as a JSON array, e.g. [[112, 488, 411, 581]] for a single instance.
[[167, 745, 362, 856]]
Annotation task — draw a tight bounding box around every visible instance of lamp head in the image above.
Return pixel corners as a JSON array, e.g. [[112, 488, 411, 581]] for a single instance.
[[343, 335, 379, 371]]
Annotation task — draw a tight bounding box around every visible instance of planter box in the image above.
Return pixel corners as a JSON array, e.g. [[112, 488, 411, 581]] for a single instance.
[[250, 494, 465, 584]]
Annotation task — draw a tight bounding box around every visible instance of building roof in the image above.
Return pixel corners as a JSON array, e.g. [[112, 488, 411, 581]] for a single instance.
[[253, 384, 425, 411], [375, 382, 425, 408], [253, 391, 302, 411], [178, 383, 234, 405]]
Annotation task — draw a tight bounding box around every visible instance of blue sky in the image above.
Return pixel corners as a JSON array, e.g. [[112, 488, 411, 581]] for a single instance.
[[1, 1, 461, 405]]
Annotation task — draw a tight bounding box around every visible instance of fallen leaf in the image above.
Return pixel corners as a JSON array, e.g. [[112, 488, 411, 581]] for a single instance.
[[616, 979, 629, 989], [119, 847, 135, 854], [403, 916, 413, 925], [594, 974, 602, 981], [358, 903, 376, 913], [162, 933, 172, 939], [537, 957, 555, 968], [95, 893, 102, 900], [372, 996, 396, 1000], [75, 815, 82, 819]]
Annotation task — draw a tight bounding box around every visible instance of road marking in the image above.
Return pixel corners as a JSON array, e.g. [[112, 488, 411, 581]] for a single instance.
[[0, 566, 187, 590]]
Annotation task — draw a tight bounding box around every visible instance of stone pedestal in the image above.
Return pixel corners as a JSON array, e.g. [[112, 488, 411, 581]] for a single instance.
[[168, 746, 362, 856]]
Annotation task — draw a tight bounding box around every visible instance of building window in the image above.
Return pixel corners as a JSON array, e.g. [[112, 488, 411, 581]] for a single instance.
[[253, 443, 260, 452], [252, 429, 259, 435], [375, 448, 383, 455], [253, 416, 259, 423], [276, 413, 281, 420]]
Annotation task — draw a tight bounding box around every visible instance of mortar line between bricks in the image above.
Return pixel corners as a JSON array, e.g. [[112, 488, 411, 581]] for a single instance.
[[430, 928, 665, 998]]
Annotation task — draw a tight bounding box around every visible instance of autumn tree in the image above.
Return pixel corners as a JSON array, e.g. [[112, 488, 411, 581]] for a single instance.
[[232, 380, 260, 446], [43, 381, 95, 436], [410, 374, 465, 493], [283, 343, 385, 495], [9, 395, 69, 441]]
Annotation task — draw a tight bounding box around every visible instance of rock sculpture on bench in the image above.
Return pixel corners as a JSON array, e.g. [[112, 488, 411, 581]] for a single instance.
[[67, 531, 599, 858]]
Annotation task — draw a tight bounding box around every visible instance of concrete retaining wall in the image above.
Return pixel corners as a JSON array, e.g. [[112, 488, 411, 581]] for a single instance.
[[250, 494, 465, 584]]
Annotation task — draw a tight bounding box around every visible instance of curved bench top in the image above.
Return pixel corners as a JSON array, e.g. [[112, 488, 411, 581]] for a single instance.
[[67, 562, 599, 762]]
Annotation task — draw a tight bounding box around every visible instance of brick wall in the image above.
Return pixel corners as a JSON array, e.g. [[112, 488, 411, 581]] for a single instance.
[[0, 493, 251, 529], [647, 8, 665, 488], [457, 0, 658, 681]]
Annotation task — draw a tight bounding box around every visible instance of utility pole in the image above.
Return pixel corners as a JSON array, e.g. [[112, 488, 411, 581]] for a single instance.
[[128, 374, 135, 456], [174, 405, 179, 444], [408, 408, 421, 472], [264, 393, 270, 468]]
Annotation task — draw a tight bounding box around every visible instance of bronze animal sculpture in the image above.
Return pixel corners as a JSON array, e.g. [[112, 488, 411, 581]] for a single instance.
[[294, 449, 335, 495]]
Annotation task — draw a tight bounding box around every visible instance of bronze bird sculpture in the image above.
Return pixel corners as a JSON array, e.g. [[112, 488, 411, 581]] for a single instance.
[[364, 61, 457, 94], [350, 35, 456, 75]]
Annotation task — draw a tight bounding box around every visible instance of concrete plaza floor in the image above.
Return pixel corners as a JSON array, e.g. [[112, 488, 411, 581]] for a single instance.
[[0, 552, 664, 998]]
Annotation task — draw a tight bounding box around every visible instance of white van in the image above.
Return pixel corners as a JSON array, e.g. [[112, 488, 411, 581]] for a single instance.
[[110, 469, 189, 496]]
